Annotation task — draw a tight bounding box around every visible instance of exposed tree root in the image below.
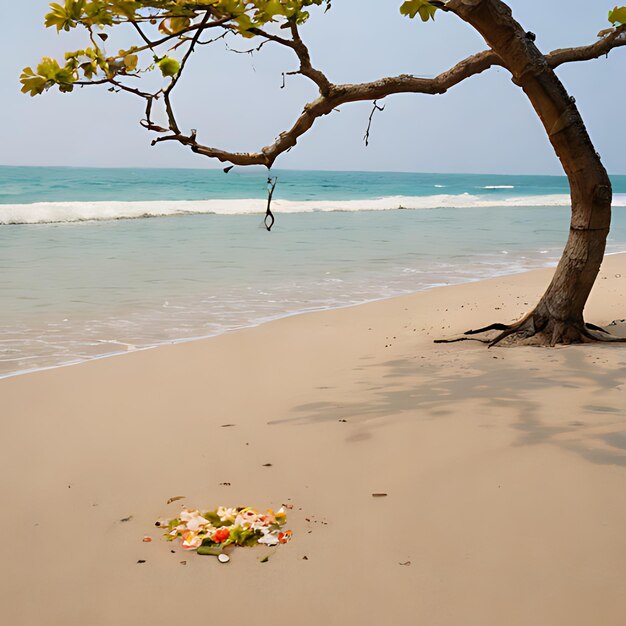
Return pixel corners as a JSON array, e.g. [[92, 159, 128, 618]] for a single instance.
[[435, 313, 626, 347]]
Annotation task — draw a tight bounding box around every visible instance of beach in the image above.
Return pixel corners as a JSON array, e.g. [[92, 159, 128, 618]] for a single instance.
[[3, 167, 626, 380], [2, 253, 626, 626]]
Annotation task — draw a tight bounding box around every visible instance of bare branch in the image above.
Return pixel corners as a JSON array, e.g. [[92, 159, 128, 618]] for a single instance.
[[148, 49, 501, 168], [162, 12, 212, 134], [547, 25, 626, 67], [245, 22, 332, 95], [98, 18, 624, 171], [364, 100, 385, 147], [129, 14, 235, 54], [287, 21, 333, 95]]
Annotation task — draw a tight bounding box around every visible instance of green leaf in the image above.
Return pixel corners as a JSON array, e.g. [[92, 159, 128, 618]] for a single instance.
[[158, 56, 180, 78], [20, 68, 48, 97], [203, 511, 222, 526], [608, 6, 626, 24], [45, 0, 86, 32], [123, 54, 138, 72], [197, 544, 224, 556], [400, 0, 437, 22], [229, 526, 262, 547], [20, 56, 77, 94]]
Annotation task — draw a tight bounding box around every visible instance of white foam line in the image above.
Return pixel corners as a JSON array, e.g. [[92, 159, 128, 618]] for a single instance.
[[4, 193, 625, 225]]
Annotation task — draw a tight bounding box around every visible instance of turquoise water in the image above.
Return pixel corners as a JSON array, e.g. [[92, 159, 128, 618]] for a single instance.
[[1, 166, 625, 377], [0, 166, 595, 204]]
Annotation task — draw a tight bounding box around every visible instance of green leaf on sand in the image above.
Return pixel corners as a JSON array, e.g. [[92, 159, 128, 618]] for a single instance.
[[197, 545, 224, 556]]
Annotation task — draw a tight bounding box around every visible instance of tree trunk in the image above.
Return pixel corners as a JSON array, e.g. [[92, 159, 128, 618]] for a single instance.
[[445, 0, 616, 346]]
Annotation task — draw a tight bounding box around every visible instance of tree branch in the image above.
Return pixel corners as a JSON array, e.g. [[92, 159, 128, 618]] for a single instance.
[[245, 22, 332, 95], [116, 20, 626, 170], [547, 24, 626, 67]]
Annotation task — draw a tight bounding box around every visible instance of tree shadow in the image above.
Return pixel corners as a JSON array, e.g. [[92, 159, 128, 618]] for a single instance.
[[279, 323, 626, 467]]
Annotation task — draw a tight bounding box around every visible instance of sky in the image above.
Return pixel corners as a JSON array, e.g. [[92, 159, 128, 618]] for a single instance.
[[1, 1, 625, 175]]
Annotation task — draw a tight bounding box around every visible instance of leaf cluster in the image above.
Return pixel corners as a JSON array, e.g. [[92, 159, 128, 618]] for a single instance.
[[20, 1, 626, 100], [42, 0, 330, 32], [21, 0, 331, 96]]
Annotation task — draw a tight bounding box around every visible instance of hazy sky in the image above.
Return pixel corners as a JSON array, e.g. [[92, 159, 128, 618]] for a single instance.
[[2, 1, 625, 174]]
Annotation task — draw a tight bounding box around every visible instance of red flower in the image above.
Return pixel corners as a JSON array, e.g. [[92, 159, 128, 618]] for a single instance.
[[213, 528, 231, 544]]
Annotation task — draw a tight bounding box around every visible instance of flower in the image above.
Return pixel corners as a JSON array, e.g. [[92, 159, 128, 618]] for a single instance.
[[278, 530, 293, 544], [217, 506, 238, 522], [181, 531, 203, 550], [213, 528, 231, 544], [180, 509, 212, 533], [159, 505, 291, 553], [240, 508, 260, 523], [257, 533, 279, 546]]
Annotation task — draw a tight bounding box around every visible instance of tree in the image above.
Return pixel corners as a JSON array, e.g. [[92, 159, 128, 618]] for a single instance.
[[21, 0, 626, 346]]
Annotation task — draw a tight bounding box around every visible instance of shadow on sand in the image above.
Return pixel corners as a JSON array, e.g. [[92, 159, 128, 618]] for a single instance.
[[280, 322, 626, 467]]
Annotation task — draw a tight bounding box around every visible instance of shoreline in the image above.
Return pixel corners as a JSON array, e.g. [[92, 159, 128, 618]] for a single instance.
[[2, 250, 626, 382], [2, 253, 626, 625], [0, 256, 578, 381]]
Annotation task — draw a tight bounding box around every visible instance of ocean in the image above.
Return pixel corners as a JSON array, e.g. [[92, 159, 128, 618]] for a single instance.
[[2, 165, 626, 378]]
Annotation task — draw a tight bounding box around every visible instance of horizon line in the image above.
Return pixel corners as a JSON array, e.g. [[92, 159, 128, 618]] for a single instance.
[[1, 164, 625, 178]]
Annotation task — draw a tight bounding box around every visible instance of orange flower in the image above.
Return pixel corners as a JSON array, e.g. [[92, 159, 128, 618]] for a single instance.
[[181, 531, 202, 550], [278, 530, 293, 544], [213, 528, 231, 544]]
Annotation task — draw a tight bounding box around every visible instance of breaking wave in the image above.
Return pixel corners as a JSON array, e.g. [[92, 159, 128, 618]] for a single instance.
[[2, 193, 625, 225]]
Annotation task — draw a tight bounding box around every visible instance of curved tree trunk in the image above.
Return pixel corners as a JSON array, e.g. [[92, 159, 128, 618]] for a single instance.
[[445, 0, 617, 346]]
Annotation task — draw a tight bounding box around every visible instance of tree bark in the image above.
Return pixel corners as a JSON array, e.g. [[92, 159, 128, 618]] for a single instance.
[[446, 0, 616, 345]]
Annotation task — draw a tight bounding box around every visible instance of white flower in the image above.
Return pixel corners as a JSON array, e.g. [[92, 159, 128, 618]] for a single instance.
[[257, 533, 279, 546], [217, 507, 238, 522], [180, 509, 212, 532]]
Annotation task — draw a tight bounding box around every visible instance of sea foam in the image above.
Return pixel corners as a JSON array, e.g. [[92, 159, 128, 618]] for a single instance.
[[2, 193, 625, 225]]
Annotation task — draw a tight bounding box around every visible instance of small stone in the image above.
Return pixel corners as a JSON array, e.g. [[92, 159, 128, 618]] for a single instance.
[[218, 554, 230, 564]]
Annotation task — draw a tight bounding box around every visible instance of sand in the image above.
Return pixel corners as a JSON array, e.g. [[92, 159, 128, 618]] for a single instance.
[[2, 254, 626, 626]]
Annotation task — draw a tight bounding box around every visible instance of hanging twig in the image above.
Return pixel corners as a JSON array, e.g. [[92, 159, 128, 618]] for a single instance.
[[363, 99, 385, 147], [265, 176, 278, 232]]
